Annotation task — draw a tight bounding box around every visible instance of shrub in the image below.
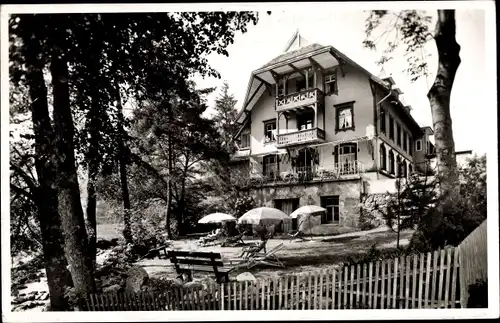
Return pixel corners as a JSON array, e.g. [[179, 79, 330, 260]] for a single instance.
[[467, 279, 488, 308], [344, 243, 419, 267], [410, 154, 487, 251], [129, 205, 171, 255]]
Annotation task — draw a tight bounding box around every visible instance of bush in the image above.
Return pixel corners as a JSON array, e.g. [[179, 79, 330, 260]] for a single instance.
[[467, 280, 488, 308], [358, 209, 382, 231], [129, 205, 171, 255], [344, 243, 419, 267], [410, 155, 487, 251]]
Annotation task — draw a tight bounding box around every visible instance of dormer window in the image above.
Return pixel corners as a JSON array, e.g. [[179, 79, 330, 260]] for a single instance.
[[264, 119, 277, 143], [325, 70, 338, 95]]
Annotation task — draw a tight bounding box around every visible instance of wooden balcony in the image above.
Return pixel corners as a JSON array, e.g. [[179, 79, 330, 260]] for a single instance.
[[275, 88, 324, 112], [276, 128, 325, 148], [245, 161, 365, 187]]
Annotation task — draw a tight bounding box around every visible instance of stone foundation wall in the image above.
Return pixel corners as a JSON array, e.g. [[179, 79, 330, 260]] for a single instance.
[[358, 193, 390, 230], [247, 179, 363, 230]]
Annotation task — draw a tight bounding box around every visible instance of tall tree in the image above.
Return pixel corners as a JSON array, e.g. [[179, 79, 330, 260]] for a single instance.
[[363, 10, 460, 193], [49, 18, 96, 296], [9, 20, 74, 308], [213, 81, 239, 152], [10, 11, 264, 303]]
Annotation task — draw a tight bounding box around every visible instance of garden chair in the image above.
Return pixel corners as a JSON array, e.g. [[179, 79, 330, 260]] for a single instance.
[[238, 243, 285, 269], [221, 231, 246, 247], [238, 239, 267, 259], [197, 229, 224, 246]]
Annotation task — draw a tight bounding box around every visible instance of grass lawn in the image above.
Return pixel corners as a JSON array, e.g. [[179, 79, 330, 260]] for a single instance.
[[97, 223, 124, 241]]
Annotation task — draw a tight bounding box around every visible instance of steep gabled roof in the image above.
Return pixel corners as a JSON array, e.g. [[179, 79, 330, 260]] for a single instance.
[[260, 43, 325, 69], [234, 30, 427, 137]]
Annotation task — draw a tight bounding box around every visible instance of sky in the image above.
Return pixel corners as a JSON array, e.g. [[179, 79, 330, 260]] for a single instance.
[[194, 7, 491, 155]]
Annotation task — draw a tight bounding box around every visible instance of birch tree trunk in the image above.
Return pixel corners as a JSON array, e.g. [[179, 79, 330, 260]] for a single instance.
[[427, 9, 461, 195]]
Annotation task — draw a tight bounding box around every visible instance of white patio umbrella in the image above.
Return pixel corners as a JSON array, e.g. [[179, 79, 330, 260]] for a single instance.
[[238, 207, 289, 226], [289, 205, 327, 218], [198, 213, 236, 224], [290, 205, 326, 239]]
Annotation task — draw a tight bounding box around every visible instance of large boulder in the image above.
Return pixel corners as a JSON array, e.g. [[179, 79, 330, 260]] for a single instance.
[[236, 272, 256, 282], [125, 266, 149, 293], [103, 284, 123, 293], [183, 281, 204, 290]]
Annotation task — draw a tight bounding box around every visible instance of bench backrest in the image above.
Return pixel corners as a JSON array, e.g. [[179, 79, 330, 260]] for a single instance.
[[167, 250, 224, 268]]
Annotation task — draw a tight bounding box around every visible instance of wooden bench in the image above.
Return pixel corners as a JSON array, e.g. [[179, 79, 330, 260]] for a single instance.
[[167, 250, 234, 284]]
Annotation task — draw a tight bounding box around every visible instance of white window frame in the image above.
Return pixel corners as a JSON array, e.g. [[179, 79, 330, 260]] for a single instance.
[[264, 120, 277, 143], [325, 72, 337, 95], [416, 139, 422, 151]]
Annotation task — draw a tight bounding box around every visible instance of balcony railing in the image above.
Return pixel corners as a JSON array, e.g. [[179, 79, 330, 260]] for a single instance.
[[277, 128, 325, 147], [275, 88, 324, 112], [244, 161, 365, 186]]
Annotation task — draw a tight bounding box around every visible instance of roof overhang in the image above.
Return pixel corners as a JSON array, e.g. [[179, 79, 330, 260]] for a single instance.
[[250, 149, 288, 157], [252, 46, 339, 83], [230, 149, 251, 161]]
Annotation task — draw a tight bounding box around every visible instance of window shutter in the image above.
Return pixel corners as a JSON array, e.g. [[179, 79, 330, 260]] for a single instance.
[[334, 146, 339, 164]]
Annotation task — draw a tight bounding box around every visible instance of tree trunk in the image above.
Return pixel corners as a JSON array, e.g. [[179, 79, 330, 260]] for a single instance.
[[50, 48, 95, 297], [164, 106, 174, 238], [25, 45, 73, 310], [86, 162, 98, 268], [115, 84, 133, 244], [427, 9, 461, 195], [85, 91, 101, 268], [176, 160, 190, 237]]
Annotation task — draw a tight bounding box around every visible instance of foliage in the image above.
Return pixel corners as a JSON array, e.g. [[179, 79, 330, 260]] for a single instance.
[[363, 10, 434, 81], [344, 243, 419, 267], [232, 194, 257, 218], [410, 154, 487, 251], [361, 173, 438, 247], [213, 81, 239, 152], [466, 280, 488, 308], [129, 204, 171, 255], [358, 196, 386, 231]]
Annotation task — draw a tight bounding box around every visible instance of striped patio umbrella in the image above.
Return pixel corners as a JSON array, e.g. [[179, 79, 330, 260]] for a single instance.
[[289, 205, 326, 218], [198, 213, 236, 224], [237, 207, 289, 226]]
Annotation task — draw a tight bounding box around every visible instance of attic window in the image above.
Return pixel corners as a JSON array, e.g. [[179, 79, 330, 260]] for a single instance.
[[325, 70, 338, 95]]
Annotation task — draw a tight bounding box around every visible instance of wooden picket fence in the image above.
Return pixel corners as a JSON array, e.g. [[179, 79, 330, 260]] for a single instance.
[[81, 246, 462, 311], [458, 220, 488, 307]]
